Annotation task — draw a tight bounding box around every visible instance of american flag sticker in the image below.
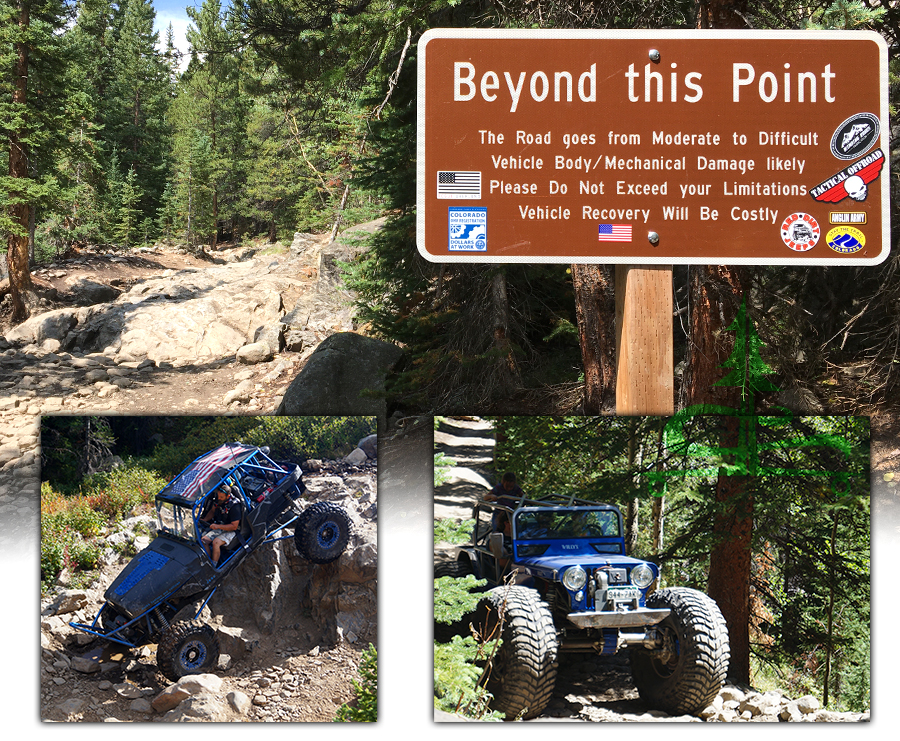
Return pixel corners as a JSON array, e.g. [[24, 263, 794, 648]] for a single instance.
[[598, 224, 632, 242], [437, 171, 482, 199]]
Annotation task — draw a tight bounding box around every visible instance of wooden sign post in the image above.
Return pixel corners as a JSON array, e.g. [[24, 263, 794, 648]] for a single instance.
[[615, 265, 674, 415]]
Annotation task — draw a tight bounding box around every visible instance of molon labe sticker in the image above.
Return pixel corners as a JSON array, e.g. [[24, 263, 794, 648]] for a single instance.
[[830, 112, 880, 160], [809, 148, 885, 203]]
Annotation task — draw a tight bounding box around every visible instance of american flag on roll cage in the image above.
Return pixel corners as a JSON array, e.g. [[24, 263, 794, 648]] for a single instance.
[[162, 445, 245, 501]]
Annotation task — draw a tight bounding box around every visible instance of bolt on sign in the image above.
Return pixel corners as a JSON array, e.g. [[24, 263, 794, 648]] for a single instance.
[[416, 29, 889, 265]]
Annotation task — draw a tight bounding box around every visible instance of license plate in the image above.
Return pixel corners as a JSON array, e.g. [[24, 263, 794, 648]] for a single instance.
[[607, 587, 640, 601]]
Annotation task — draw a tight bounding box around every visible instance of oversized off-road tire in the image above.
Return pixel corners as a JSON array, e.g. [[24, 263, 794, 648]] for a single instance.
[[478, 586, 558, 720], [630, 587, 730, 716], [434, 559, 473, 579], [157, 620, 220, 682], [294, 502, 352, 564]]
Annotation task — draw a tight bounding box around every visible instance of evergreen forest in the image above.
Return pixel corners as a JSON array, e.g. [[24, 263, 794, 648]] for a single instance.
[[2, 1, 900, 414]]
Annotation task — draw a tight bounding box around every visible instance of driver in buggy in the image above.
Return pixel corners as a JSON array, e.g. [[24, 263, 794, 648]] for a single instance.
[[200, 483, 241, 566]]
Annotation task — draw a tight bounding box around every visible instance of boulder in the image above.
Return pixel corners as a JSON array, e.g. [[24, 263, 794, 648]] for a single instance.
[[358, 434, 377, 459], [152, 674, 224, 713], [236, 341, 274, 365], [4, 307, 79, 345], [276, 332, 402, 419], [67, 278, 121, 306], [162, 693, 231, 722], [343, 447, 368, 466]]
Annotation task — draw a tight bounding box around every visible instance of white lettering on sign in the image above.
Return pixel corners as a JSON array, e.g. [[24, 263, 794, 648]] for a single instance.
[[452, 61, 842, 110], [732, 63, 836, 102], [625, 63, 703, 102], [453, 63, 597, 111]]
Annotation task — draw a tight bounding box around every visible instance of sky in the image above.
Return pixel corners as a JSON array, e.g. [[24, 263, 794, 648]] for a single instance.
[[152, 0, 195, 66]]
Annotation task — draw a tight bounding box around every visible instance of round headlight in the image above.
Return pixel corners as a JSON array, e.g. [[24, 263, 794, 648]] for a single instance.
[[562, 566, 587, 591], [630, 563, 655, 589]]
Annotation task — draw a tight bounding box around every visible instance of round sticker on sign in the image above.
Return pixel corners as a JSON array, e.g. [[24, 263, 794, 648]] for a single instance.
[[830, 113, 880, 161], [780, 213, 821, 252], [826, 226, 866, 254]]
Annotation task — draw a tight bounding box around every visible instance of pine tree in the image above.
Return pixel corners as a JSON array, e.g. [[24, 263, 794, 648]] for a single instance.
[[175, 0, 247, 247], [103, 0, 172, 222], [1, 0, 73, 320]]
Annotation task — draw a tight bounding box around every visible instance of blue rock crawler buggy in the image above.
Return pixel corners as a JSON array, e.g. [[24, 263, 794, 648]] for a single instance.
[[71, 443, 352, 681], [435, 494, 730, 720]]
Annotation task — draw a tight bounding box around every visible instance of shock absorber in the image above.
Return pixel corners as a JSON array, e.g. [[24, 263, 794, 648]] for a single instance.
[[154, 607, 171, 633]]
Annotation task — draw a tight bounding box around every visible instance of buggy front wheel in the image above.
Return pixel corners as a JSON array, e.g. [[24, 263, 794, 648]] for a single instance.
[[157, 621, 220, 682], [294, 502, 352, 564]]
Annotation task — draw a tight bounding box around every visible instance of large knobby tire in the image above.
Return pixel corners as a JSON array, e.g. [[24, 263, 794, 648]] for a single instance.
[[630, 587, 730, 716], [478, 586, 559, 720], [157, 621, 220, 682], [295, 502, 352, 564], [434, 559, 473, 579]]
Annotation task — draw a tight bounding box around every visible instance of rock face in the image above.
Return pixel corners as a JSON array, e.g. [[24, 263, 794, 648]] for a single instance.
[[276, 332, 403, 419]]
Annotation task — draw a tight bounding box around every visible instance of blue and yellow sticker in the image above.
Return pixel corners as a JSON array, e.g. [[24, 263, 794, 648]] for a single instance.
[[825, 226, 866, 254]]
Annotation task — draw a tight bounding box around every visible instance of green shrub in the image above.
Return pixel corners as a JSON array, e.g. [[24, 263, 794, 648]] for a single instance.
[[434, 452, 454, 487], [245, 417, 376, 460], [433, 574, 503, 720], [335, 644, 377, 721], [81, 463, 166, 519], [433, 518, 473, 546]]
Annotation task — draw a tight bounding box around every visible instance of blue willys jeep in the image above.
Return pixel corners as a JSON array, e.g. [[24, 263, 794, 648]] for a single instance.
[[71, 443, 352, 680], [435, 494, 730, 719]]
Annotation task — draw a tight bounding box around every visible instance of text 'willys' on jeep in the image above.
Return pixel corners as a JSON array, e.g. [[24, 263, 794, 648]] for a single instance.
[[435, 493, 730, 720], [70, 443, 352, 681]]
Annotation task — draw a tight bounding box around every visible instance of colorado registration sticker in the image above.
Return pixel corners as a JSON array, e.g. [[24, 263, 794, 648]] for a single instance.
[[448, 207, 487, 252]]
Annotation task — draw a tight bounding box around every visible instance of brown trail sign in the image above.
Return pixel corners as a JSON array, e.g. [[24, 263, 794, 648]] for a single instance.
[[417, 29, 888, 266], [416, 30, 889, 413]]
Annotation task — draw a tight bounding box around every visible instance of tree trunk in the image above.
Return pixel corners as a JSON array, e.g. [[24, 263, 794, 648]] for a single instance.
[[687, 268, 750, 684], [692, 2, 753, 685], [624, 418, 639, 554], [684, 266, 746, 406], [706, 448, 752, 684], [6, 0, 34, 323], [490, 270, 519, 395], [571, 264, 616, 413], [651, 418, 666, 577]]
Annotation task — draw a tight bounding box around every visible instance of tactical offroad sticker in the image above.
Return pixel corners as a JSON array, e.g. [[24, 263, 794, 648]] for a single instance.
[[448, 207, 487, 252], [826, 226, 866, 254], [810, 148, 885, 203], [830, 113, 880, 160], [780, 213, 821, 252]]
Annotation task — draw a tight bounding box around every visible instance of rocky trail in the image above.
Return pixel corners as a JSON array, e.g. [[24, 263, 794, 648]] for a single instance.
[[40, 455, 378, 722], [433, 416, 876, 722], [0, 223, 383, 550]]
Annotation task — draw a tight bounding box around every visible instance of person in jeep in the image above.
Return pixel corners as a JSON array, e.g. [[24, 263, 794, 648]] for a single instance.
[[200, 483, 241, 565]]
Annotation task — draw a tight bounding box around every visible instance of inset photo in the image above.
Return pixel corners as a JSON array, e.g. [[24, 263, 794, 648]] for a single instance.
[[40, 415, 377, 722], [434, 415, 869, 722]]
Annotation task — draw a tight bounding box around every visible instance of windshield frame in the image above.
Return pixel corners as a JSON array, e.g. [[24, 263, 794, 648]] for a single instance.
[[512, 506, 623, 541], [155, 498, 198, 542]]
